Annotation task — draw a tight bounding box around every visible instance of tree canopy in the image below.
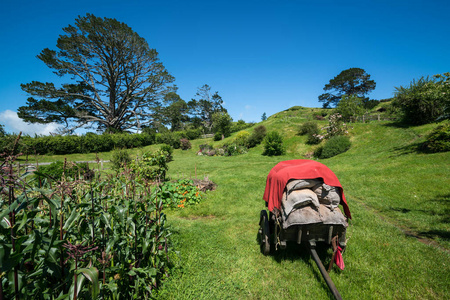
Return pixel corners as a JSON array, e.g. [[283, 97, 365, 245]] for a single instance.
[[18, 14, 174, 133], [318, 68, 376, 108], [161, 92, 189, 131], [188, 84, 227, 132]]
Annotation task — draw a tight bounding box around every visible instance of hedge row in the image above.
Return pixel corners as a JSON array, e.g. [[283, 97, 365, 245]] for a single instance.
[[1, 128, 204, 156]]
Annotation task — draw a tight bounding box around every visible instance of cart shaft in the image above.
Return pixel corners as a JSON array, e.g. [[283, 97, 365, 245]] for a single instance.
[[309, 241, 342, 300]]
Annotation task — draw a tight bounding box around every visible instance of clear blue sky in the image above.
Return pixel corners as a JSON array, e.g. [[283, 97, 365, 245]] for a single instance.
[[1, 0, 449, 134]]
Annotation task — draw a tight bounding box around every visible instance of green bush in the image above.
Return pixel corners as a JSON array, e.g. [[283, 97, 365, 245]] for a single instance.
[[180, 138, 192, 150], [318, 135, 351, 158], [299, 122, 322, 145], [234, 130, 250, 147], [184, 128, 202, 140], [157, 132, 181, 149], [225, 143, 247, 156], [132, 149, 168, 181], [421, 122, 450, 153], [393, 74, 448, 125], [247, 125, 266, 148], [16, 132, 155, 156], [37, 161, 92, 180], [262, 131, 285, 156], [158, 179, 202, 208], [159, 144, 174, 162], [111, 148, 131, 170], [213, 132, 223, 141], [299, 121, 318, 135]]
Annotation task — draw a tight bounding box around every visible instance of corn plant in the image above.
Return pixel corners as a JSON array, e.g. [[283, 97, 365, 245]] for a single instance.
[[0, 151, 175, 299]]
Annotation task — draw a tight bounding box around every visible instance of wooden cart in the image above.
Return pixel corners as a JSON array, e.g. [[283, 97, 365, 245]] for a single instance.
[[259, 160, 351, 300]]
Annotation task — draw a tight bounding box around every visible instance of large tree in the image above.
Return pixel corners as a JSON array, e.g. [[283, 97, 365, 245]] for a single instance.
[[188, 84, 227, 132], [318, 68, 376, 108], [18, 14, 174, 133]]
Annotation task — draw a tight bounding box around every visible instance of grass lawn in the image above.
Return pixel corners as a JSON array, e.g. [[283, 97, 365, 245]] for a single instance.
[[154, 120, 449, 299], [21, 108, 449, 299]]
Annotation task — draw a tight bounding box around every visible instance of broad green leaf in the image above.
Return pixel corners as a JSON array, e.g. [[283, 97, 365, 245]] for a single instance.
[[78, 266, 100, 299], [63, 209, 80, 231]]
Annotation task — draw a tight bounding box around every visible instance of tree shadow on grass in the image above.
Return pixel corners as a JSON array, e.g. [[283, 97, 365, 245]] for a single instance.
[[388, 194, 450, 242]]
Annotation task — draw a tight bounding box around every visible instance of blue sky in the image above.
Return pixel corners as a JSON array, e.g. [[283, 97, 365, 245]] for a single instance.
[[1, 0, 449, 134]]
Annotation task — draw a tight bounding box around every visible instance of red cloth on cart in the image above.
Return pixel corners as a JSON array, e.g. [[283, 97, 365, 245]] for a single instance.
[[263, 159, 351, 219]]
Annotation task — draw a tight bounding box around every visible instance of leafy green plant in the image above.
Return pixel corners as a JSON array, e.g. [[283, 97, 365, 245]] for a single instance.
[[157, 132, 182, 149], [180, 138, 192, 150], [335, 94, 366, 122], [421, 121, 450, 152], [247, 125, 267, 148], [393, 74, 448, 125], [0, 151, 172, 299], [160, 144, 174, 162], [316, 135, 351, 158], [213, 131, 223, 141], [131, 149, 169, 181], [225, 143, 247, 156], [37, 160, 93, 180], [299, 121, 322, 145], [234, 130, 250, 147], [324, 113, 349, 138], [158, 179, 202, 208], [111, 148, 131, 170], [262, 131, 285, 156]]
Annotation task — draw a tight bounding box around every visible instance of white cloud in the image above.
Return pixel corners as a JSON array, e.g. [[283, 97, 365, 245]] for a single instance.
[[245, 105, 252, 110], [0, 110, 61, 136]]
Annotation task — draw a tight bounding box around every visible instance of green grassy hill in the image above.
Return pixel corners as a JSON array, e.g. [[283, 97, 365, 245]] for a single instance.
[[25, 106, 449, 299], [155, 107, 449, 299]]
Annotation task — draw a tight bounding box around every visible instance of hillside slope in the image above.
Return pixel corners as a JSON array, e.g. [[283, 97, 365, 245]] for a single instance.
[[157, 107, 449, 299]]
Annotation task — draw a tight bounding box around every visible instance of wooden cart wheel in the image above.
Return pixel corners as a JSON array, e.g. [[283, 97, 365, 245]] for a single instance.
[[259, 210, 270, 255]]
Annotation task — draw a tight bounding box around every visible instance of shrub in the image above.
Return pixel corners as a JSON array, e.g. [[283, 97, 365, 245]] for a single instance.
[[234, 130, 250, 147], [324, 113, 349, 138], [159, 144, 174, 162], [180, 138, 191, 150], [247, 125, 266, 148], [37, 161, 92, 180], [318, 135, 351, 158], [184, 128, 202, 140], [231, 120, 254, 133], [158, 179, 202, 208], [262, 131, 285, 156], [299, 121, 318, 136], [421, 122, 450, 153], [313, 111, 327, 120], [157, 132, 181, 149], [131, 149, 168, 181], [299, 122, 322, 145], [335, 95, 365, 122], [225, 143, 247, 156], [213, 132, 223, 141], [393, 74, 448, 125], [307, 132, 322, 145], [199, 144, 213, 153], [111, 148, 131, 170]]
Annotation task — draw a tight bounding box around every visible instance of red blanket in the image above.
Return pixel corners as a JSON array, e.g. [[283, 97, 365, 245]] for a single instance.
[[263, 159, 351, 219]]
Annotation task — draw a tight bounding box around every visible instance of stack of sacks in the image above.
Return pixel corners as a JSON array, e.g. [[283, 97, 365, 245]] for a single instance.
[[281, 179, 347, 229]]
